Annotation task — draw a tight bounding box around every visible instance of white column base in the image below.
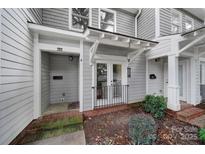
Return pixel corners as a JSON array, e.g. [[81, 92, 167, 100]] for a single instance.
[[167, 85, 180, 111]]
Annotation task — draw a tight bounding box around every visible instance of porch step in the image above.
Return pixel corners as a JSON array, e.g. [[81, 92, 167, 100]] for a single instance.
[[176, 107, 205, 123], [83, 104, 129, 118], [180, 102, 193, 110]]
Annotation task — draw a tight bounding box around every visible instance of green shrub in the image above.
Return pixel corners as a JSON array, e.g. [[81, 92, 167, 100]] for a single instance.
[[143, 95, 167, 119], [199, 128, 205, 143], [128, 113, 157, 145]]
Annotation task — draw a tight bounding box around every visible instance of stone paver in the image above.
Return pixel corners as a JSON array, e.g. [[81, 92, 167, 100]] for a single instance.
[[27, 130, 85, 145]]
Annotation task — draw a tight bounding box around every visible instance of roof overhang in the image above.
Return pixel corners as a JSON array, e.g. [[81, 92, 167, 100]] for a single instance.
[[85, 27, 158, 64], [28, 22, 85, 40], [179, 26, 205, 53], [85, 27, 158, 50]]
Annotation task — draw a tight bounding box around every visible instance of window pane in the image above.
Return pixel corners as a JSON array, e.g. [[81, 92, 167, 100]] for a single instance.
[[100, 23, 114, 32], [72, 8, 89, 30], [100, 10, 114, 25], [171, 24, 180, 33], [185, 19, 193, 31], [72, 8, 89, 17]]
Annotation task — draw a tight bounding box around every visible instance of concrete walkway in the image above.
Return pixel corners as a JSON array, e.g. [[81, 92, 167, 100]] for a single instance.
[[28, 130, 86, 145]]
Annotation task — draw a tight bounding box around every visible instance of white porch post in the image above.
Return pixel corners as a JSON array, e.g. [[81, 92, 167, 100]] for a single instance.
[[167, 54, 180, 111], [146, 57, 149, 94], [33, 33, 41, 119], [79, 40, 84, 112], [91, 63, 96, 110], [190, 47, 200, 105]]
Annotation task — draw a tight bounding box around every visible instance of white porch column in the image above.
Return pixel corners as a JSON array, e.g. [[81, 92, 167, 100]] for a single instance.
[[167, 54, 180, 111], [79, 40, 84, 112], [190, 47, 200, 105], [91, 63, 96, 110], [33, 33, 41, 119], [146, 57, 149, 94]]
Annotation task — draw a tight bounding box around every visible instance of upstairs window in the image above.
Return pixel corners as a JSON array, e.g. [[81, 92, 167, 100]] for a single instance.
[[185, 16, 194, 32], [171, 11, 182, 34], [70, 8, 91, 31], [99, 8, 116, 32]]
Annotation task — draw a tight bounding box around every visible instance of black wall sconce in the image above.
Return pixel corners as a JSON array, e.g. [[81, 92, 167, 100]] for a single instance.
[[149, 74, 156, 79]]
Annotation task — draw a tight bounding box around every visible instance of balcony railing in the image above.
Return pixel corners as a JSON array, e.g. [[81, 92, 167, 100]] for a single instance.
[[93, 85, 129, 109]]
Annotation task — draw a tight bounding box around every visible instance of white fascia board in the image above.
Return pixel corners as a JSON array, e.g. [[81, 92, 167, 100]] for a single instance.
[[39, 43, 80, 54], [28, 23, 85, 39]]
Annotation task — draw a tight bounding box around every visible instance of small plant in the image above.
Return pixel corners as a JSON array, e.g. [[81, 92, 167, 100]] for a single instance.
[[199, 128, 205, 143], [128, 113, 157, 145], [143, 95, 167, 119]]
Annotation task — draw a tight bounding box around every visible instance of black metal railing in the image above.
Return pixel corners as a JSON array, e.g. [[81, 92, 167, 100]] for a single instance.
[[93, 85, 129, 109]]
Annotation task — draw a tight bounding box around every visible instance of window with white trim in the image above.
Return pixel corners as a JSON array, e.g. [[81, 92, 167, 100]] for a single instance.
[[99, 8, 116, 32], [171, 11, 182, 34], [70, 8, 91, 31], [185, 16, 194, 32]]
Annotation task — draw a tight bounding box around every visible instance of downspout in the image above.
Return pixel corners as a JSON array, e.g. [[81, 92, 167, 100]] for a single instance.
[[135, 9, 142, 37]]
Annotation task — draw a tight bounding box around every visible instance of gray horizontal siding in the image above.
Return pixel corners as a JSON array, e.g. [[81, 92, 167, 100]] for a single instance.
[[42, 8, 69, 30], [137, 8, 155, 39], [128, 54, 147, 102], [28, 8, 42, 24], [41, 52, 50, 113], [92, 8, 98, 28], [159, 8, 204, 36], [49, 54, 79, 104], [116, 10, 135, 36], [42, 8, 135, 36], [159, 8, 171, 36], [0, 8, 41, 145]]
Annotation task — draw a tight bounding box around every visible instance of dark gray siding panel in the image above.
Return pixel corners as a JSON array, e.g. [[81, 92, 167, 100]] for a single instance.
[[41, 52, 50, 113], [0, 8, 41, 144], [137, 8, 155, 39], [42, 8, 69, 30]]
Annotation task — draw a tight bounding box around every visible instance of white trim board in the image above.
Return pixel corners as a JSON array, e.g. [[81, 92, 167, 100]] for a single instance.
[[28, 23, 85, 39], [155, 8, 160, 38], [39, 43, 80, 54], [0, 9, 2, 88]]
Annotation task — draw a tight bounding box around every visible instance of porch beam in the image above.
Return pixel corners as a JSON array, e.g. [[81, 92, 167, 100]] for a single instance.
[[89, 40, 99, 65], [167, 54, 180, 111], [111, 35, 118, 41], [179, 34, 205, 54]]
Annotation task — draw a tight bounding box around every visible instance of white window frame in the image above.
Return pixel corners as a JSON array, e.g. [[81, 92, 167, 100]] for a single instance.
[[171, 10, 182, 34], [69, 8, 92, 32], [98, 8, 116, 32], [184, 15, 194, 32]]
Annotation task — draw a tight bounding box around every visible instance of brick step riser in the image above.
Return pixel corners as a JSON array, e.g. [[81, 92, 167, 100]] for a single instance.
[[177, 111, 205, 122]]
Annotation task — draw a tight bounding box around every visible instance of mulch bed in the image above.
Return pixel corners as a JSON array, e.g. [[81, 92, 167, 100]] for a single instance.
[[84, 106, 200, 145]]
